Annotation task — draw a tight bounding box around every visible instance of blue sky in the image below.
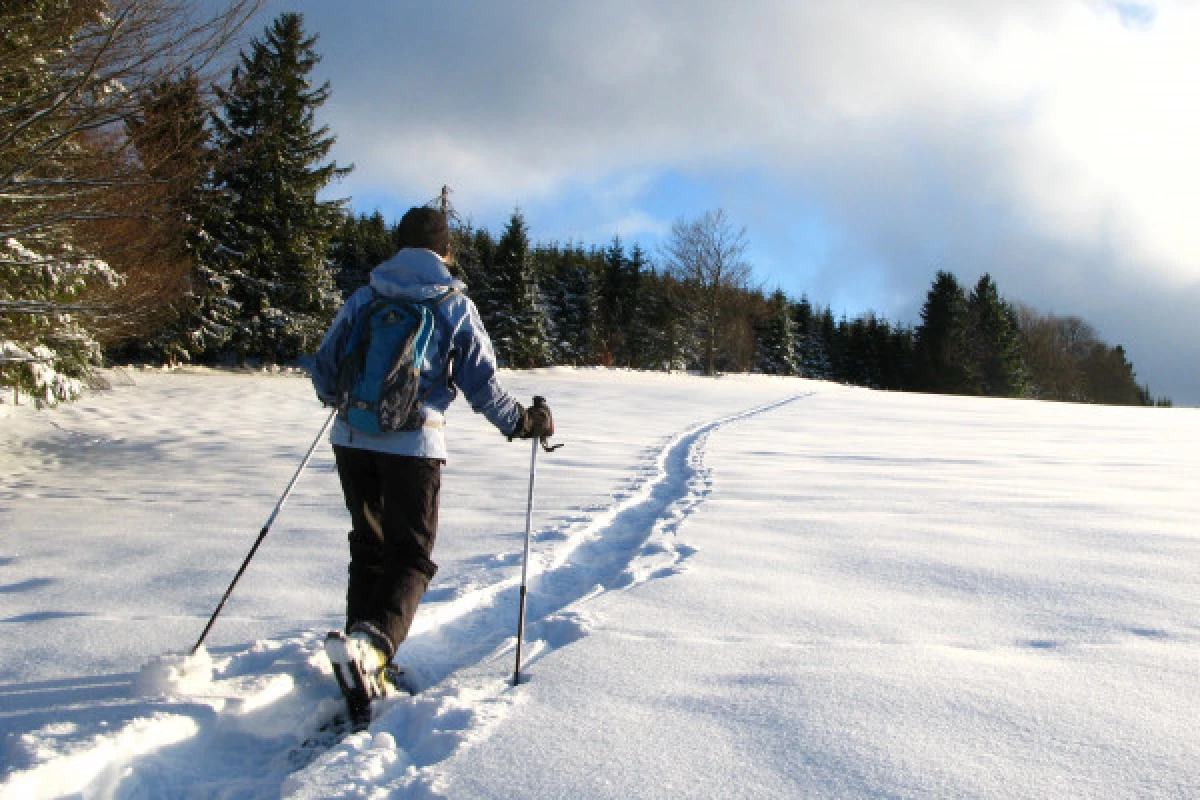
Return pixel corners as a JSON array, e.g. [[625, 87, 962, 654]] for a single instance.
[[242, 0, 1198, 404]]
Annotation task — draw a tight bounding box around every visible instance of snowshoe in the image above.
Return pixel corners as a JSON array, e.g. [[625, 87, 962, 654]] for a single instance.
[[325, 631, 419, 718], [324, 630, 389, 717]]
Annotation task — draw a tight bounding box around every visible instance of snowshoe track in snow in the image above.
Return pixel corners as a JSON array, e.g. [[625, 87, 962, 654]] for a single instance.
[[288, 393, 807, 796], [0, 395, 806, 799]]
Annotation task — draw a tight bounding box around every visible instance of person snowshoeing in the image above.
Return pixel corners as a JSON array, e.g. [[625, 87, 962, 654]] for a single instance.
[[311, 205, 554, 710]]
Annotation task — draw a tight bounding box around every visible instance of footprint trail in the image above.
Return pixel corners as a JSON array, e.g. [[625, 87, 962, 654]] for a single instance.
[[291, 394, 807, 796]]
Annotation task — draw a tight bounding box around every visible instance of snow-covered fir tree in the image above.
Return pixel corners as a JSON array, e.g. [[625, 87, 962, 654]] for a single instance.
[[620, 243, 652, 368], [842, 314, 892, 389], [0, 5, 118, 403], [639, 271, 697, 372], [598, 237, 642, 366], [488, 211, 551, 368], [965, 273, 1026, 397], [913, 271, 971, 393], [880, 322, 916, 391], [541, 243, 599, 366], [0, 239, 121, 405], [176, 221, 242, 362], [453, 224, 495, 322], [205, 12, 346, 364], [793, 298, 833, 380], [755, 289, 799, 375], [796, 332, 833, 380], [328, 211, 398, 299]]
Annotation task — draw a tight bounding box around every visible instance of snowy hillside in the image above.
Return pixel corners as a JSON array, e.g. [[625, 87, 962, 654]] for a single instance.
[[1, 368, 1197, 798]]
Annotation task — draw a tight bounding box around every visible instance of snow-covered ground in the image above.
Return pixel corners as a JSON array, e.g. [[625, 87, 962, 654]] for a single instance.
[[1, 367, 1197, 798]]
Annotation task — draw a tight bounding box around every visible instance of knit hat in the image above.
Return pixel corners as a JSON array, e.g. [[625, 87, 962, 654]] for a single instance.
[[396, 206, 451, 257]]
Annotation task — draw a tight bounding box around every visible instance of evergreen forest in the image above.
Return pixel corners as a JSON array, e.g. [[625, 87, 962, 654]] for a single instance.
[[1, 5, 1170, 408]]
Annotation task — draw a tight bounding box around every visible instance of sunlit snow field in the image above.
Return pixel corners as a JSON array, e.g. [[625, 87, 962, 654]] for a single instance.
[[1, 368, 1197, 798]]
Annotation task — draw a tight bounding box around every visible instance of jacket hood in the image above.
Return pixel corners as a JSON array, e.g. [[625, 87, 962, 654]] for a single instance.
[[370, 248, 465, 300]]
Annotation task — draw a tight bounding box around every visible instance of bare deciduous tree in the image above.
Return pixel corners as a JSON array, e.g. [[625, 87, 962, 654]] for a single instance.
[[1, 0, 261, 244], [1, 0, 261, 402], [660, 208, 753, 375]]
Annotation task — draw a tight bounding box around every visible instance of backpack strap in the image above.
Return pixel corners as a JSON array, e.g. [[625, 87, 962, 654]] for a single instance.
[[410, 288, 459, 427], [430, 287, 458, 306]]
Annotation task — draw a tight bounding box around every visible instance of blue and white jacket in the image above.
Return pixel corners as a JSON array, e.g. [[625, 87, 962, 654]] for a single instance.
[[312, 248, 523, 460]]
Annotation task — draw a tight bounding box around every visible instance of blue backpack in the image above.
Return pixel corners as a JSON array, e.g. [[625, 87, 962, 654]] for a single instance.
[[334, 289, 456, 434]]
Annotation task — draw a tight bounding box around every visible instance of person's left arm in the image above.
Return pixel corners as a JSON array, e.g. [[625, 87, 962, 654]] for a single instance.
[[311, 289, 371, 404]]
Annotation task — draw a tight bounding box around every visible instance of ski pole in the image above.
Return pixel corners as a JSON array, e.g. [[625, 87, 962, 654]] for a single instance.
[[512, 435, 539, 686], [513, 398, 562, 686], [191, 407, 337, 655]]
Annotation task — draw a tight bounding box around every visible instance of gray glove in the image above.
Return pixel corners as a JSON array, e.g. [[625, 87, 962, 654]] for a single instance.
[[509, 396, 554, 440]]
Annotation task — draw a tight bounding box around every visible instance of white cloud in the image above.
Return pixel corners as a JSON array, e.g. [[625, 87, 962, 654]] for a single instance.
[[307, 2, 1200, 280], [282, 0, 1199, 400]]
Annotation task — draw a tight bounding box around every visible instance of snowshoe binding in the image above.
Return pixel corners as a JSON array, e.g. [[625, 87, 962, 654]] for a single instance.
[[324, 630, 418, 723]]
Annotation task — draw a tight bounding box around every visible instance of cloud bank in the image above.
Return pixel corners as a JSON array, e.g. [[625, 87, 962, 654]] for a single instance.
[[277, 0, 1199, 403]]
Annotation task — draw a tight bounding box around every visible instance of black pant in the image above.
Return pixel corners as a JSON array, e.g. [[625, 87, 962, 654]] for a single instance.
[[333, 445, 441, 656]]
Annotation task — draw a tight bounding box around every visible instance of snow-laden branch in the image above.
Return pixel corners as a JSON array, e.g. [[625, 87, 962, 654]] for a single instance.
[[0, 301, 129, 316]]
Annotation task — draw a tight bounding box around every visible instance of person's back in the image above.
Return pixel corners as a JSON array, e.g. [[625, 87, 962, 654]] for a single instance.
[[313, 243, 521, 459], [310, 206, 554, 715]]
